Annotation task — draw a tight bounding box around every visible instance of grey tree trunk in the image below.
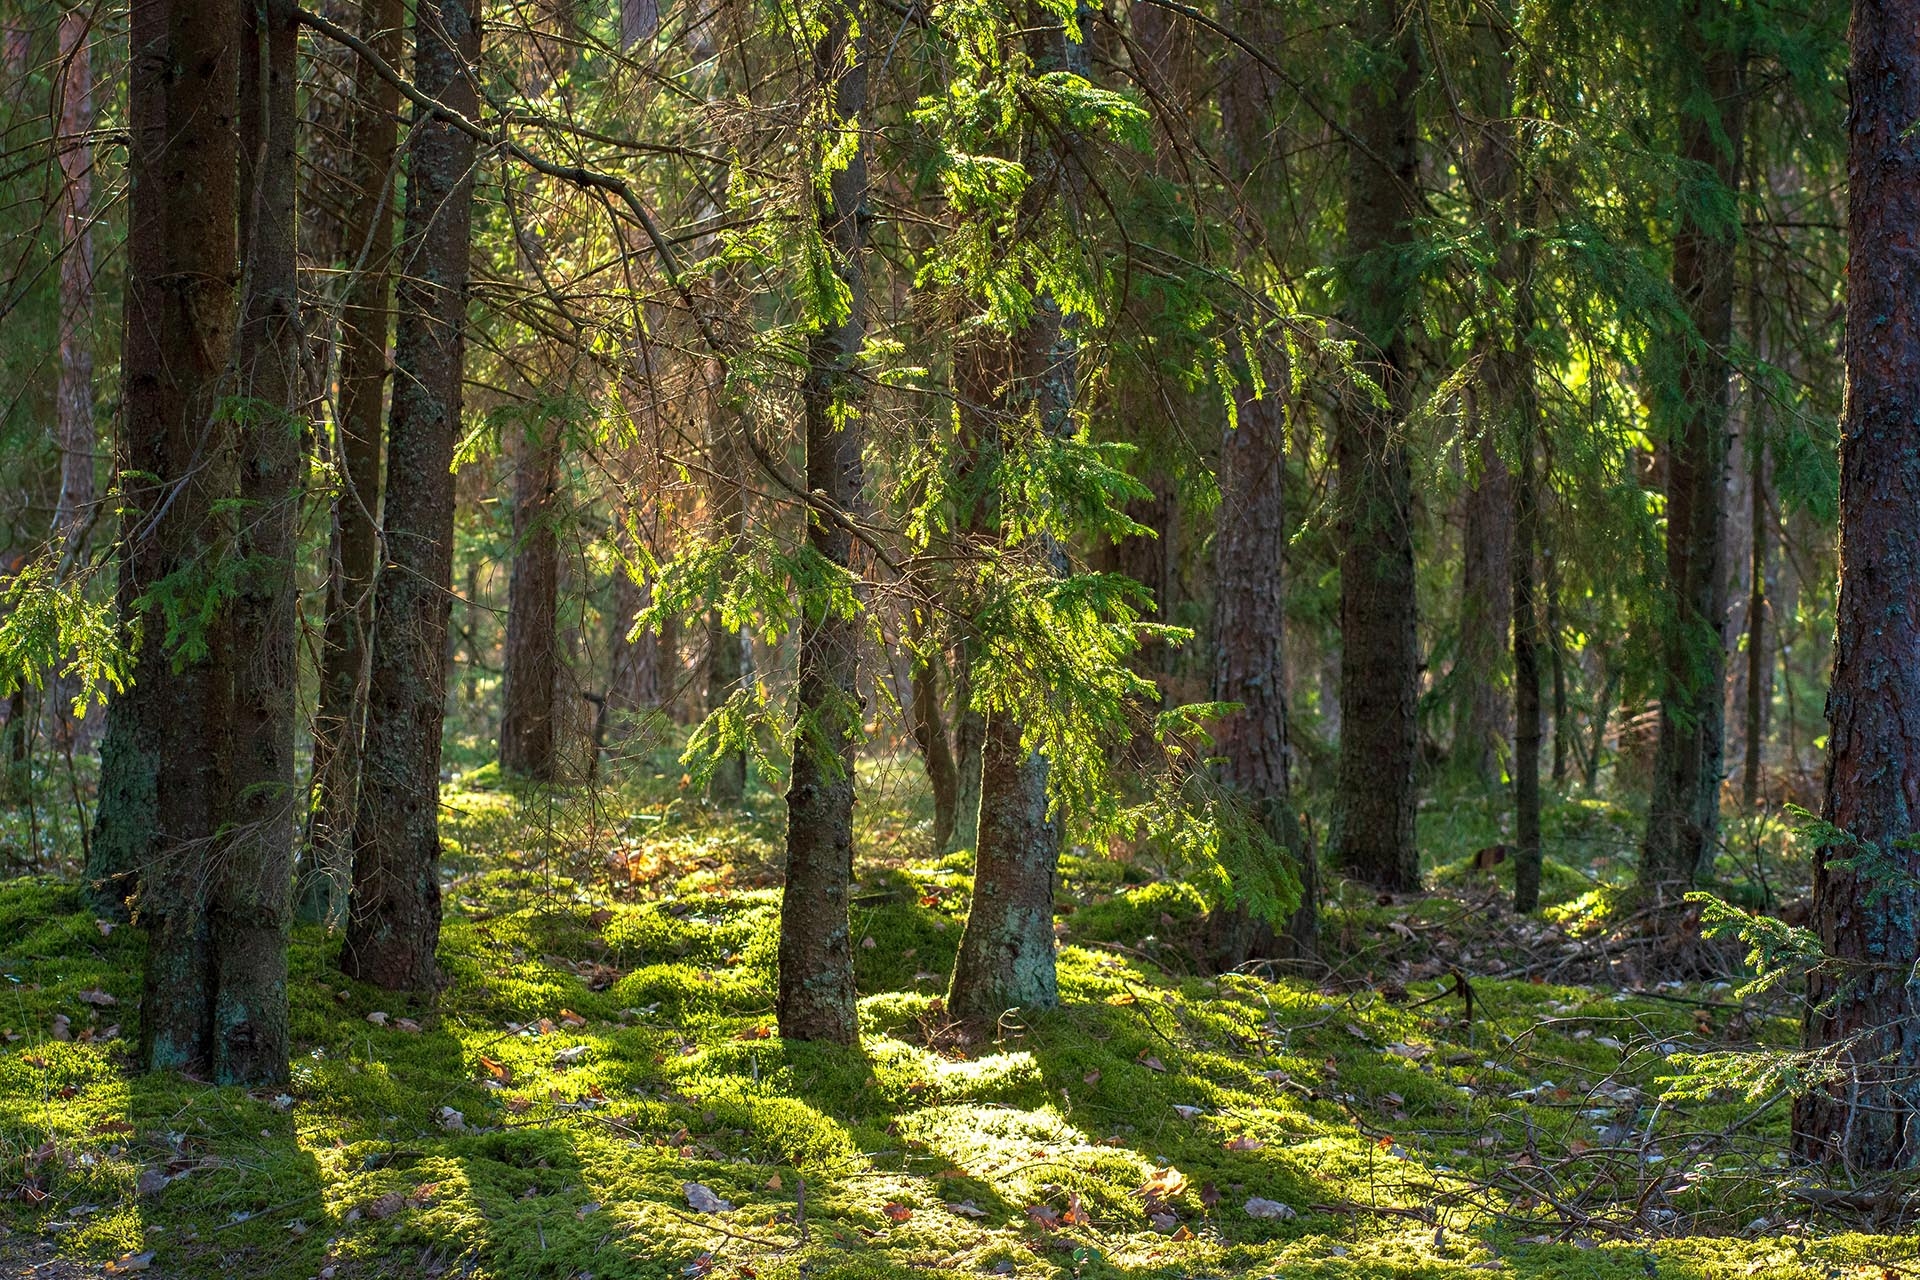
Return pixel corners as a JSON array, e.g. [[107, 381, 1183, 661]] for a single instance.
[[302, 0, 403, 924], [500, 419, 561, 780], [343, 0, 481, 992], [776, 0, 869, 1045]]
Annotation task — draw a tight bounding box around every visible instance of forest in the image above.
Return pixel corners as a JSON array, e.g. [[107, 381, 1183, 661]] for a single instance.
[[0, 0, 1914, 1273]]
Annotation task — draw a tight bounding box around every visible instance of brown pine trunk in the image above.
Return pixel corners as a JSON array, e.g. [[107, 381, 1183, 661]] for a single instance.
[[1330, 0, 1422, 892], [301, 0, 403, 924], [1640, 13, 1744, 899], [500, 420, 561, 780], [343, 0, 480, 992], [110, 0, 241, 1073], [214, 0, 301, 1085], [1792, 0, 1920, 1170], [1455, 434, 1511, 785], [1544, 538, 1570, 783], [1201, 0, 1313, 966], [776, 0, 868, 1045], [51, 9, 96, 746]]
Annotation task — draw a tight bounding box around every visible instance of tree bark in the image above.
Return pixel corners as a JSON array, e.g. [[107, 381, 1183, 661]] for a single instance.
[[1741, 443, 1769, 807], [776, 0, 868, 1045], [215, 0, 302, 1085], [500, 419, 561, 780], [343, 0, 480, 992], [97, 0, 242, 1073], [906, 611, 959, 851], [1330, 0, 1422, 892], [1639, 8, 1744, 899], [1455, 434, 1511, 785], [948, 5, 1087, 1025], [302, 0, 403, 924], [1793, 0, 1920, 1170], [1201, 0, 1313, 966], [51, 8, 96, 745]]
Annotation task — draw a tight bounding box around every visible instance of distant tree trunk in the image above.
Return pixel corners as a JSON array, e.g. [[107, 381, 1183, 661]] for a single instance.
[[776, 0, 868, 1045], [948, 6, 1085, 1025], [500, 420, 561, 780], [1793, 0, 1920, 1171], [1640, 16, 1744, 900], [946, 646, 986, 852], [214, 0, 301, 1085], [301, 0, 403, 925], [51, 8, 96, 745], [1511, 434, 1544, 913], [343, 0, 480, 992], [705, 399, 748, 803], [1741, 446, 1769, 807], [906, 612, 959, 850], [1454, 433, 1511, 785], [107, 0, 241, 1073], [1544, 538, 1570, 783], [1330, 0, 1422, 893], [609, 560, 660, 715]]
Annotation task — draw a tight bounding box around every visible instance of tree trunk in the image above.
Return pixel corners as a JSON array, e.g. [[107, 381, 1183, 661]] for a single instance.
[[1640, 13, 1744, 900], [500, 419, 561, 780], [51, 8, 96, 746], [1201, 0, 1313, 965], [215, 0, 301, 1086], [1545, 537, 1570, 783], [705, 402, 748, 803], [1330, 0, 1422, 893], [99, 0, 242, 1073], [1511, 434, 1544, 913], [776, 0, 868, 1045], [1741, 443, 1769, 807], [343, 0, 480, 992], [946, 648, 986, 853], [1454, 433, 1511, 785], [302, 0, 403, 925], [906, 613, 959, 851], [1793, 0, 1920, 1170]]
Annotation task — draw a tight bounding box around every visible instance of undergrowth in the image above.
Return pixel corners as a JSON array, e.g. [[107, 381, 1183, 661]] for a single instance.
[[0, 753, 1890, 1279]]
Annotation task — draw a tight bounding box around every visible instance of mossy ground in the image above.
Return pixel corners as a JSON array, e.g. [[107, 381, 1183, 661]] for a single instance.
[[0, 748, 1892, 1279]]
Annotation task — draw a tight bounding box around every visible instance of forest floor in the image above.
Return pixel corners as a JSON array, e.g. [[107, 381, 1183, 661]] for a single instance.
[[0, 747, 1904, 1280]]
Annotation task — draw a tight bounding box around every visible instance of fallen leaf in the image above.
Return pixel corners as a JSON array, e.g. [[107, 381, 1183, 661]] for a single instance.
[[764, 1173, 783, 1191], [51, 1013, 71, 1041], [1244, 1197, 1296, 1220], [1137, 1053, 1167, 1072], [882, 1202, 912, 1223], [78, 989, 118, 1007], [366, 1011, 389, 1026], [1082, 1069, 1102, 1086], [477, 1055, 513, 1084], [558, 1009, 587, 1028], [946, 1199, 987, 1218], [553, 1044, 591, 1066], [135, 1168, 171, 1197], [684, 1182, 733, 1213], [437, 1106, 466, 1132], [1172, 1104, 1205, 1120], [1148, 1211, 1180, 1232], [394, 1018, 421, 1034], [1226, 1136, 1264, 1151], [364, 1191, 406, 1220], [1062, 1191, 1090, 1226], [1024, 1203, 1061, 1229], [104, 1251, 154, 1274]]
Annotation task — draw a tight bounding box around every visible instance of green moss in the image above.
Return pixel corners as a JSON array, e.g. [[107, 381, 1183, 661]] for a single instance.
[[0, 764, 1863, 1279]]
